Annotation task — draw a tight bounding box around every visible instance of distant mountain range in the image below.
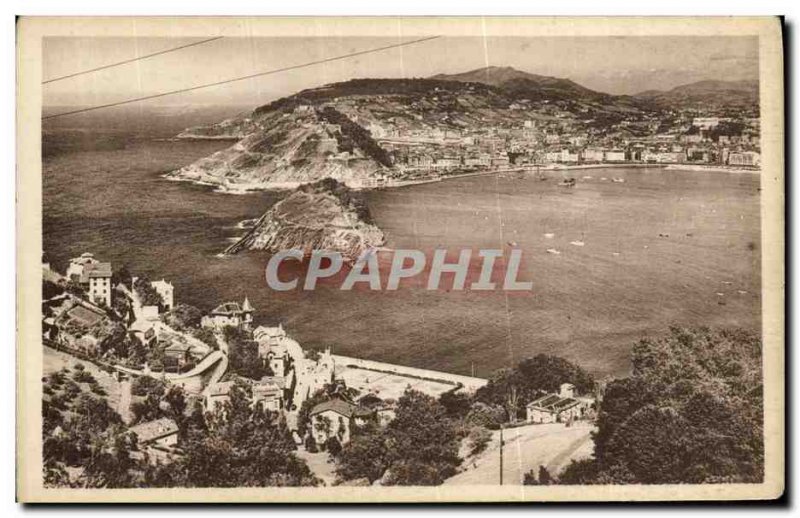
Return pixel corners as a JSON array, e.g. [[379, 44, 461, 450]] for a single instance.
[[431, 66, 612, 103], [632, 79, 759, 109], [433, 66, 759, 110]]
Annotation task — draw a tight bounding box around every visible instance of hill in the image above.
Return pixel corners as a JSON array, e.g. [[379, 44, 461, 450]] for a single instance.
[[169, 69, 758, 192], [223, 178, 385, 260], [633, 79, 759, 111], [431, 65, 609, 102], [169, 73, 647, 190], [168, 77, 530, 190]]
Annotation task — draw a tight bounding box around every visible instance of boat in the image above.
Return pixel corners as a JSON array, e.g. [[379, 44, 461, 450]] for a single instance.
[[546, 248, 561, 255], [612, 177, 626, 183], [570, 240, 585, 247], [557, 178, 576, 188]]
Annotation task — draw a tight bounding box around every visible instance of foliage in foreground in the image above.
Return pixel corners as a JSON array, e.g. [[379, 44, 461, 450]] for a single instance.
[[559, 327, 764, 485], [334, 389, 461, 485]]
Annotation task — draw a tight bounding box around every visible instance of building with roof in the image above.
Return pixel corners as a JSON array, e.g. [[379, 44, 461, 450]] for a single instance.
[[289, 348, 335, 413], [66, 253, 113, 306], [128, 417, 179, 448], [66, 252, 98, 280], [201, 298, 254, 331], [525, 383, 593, 425], [728, 151, 761, 167], [309, 398, 373, 447], [204, 380, 236, 412], [253, 324, 303, 376], [253, 377, 284, 412], [150, 279, 174, 311]]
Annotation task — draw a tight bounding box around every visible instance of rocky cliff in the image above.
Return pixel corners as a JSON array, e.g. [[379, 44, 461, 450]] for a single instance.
[[224, 178, 385, 260], [168, 101, 392, 191]]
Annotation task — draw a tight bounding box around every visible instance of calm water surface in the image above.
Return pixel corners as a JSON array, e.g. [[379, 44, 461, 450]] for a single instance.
[[43, 137, 761, 378]]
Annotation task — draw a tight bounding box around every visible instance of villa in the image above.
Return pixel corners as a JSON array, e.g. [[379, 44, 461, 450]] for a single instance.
[[201, 297, 254, 331]]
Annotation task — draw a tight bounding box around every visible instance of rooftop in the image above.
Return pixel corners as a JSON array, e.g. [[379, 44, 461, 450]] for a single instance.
[[209, 301, 251, 316], [81, 262, 112, 281], [129, 417, 178, 443], [310, 398, 372, 419]]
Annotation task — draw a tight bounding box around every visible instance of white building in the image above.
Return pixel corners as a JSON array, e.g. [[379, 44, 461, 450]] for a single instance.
[[150, 279, 174, 311], [66, 252, 98, 280], [129, 417, 179, 448], [253, 324, 303, 377], [582, 149, 604, 162], [205, 380, 236, 413], [604, 150, 626, 162], [526, 382, 592, 424], [692, 117, 721, 130], [289, 348, 336, 413], [201, 298, 254, 331], [85, 262, 112, 307], [728, 151, 761, 167], [309, 398, 372, 447]]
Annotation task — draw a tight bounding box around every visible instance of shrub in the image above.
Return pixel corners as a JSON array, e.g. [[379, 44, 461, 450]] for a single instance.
[[466, 426, 492, 456]]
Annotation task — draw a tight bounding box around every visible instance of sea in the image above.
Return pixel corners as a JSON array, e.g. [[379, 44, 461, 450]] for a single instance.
[[42, 108, 761, 378]]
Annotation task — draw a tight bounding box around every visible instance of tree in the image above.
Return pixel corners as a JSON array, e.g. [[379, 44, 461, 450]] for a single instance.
[[133, 275, 164, 308], [466, 426, 492, 456], [538, 465, 553, 485], [191, 327, 218, 350], [475, 355, 595, 421], [164, 304, 203, 331], [131, 375, 166, 397], [77, 425, 138, 488], [153, 381, 320, 487], [505, 385, 520, 423], [112, 264, 133, 290], [465, 401, 506, 429], [164, 385, 187, 423], [439, 390, 472, 419], [224, 326, 270, 380], [326, 436, 342, 457], [43, 279, 65, 300], [566, 327, 764, 485], [334, 427, 390, 483], [383, 389, 461, 485]]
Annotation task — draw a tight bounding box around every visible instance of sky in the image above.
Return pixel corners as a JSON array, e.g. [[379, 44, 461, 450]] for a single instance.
[[42, 35, 759, 108]]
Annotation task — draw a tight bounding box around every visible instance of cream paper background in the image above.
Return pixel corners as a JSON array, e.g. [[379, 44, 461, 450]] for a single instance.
[[16, 16, 785, 503]]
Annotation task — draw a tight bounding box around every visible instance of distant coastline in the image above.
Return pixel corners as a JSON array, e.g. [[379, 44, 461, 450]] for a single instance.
[[162, 161, 759, 194]]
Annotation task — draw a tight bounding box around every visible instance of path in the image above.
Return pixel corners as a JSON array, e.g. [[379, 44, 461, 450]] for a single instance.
[[444, 422, 595, 485]]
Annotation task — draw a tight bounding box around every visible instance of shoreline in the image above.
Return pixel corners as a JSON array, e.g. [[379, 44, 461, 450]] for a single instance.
[[664, 164, 760, 175], [163, 161, 760, 194]]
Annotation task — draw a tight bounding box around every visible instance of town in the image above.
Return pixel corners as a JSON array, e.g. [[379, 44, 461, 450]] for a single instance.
[[42, 252, 598, 487], [327, 98, 761, 187]]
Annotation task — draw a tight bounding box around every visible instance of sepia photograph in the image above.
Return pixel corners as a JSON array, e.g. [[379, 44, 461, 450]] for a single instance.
[[15, 16, 784, 503]]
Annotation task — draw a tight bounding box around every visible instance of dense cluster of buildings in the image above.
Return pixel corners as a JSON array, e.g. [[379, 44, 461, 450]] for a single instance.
[[44, 250, 598, 463], [367, 114, 761, 174]]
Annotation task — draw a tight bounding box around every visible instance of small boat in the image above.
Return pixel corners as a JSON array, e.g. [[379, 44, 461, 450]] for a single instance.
[[543, 233, 555, 239], [507, 241, 518, 247], [558, 178, 577, 187], [546, 248, 561, 255], [582, 175, 593, 180], [569, 240, 585, 247], [612, 177, 626, 183]]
